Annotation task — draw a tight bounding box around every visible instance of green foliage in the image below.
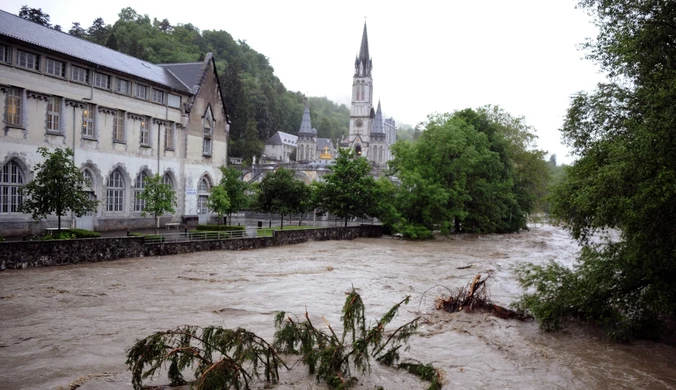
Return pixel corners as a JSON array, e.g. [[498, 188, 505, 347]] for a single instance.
[[66, 228, 101, 238], [19, 147, 99, 232], [217, 166, 249, 224], [18, 6, 51, 27], [138, 174, 177, 223], [273, 288, 441, 389], [313, 148, 379, 227], [385, 109, 546, 237], [195, 225, 245, 231], [206, 185, 230, 224], [126, 326, 286, 390], [253, 168, 310, 229], [517, 0, 676, 340]]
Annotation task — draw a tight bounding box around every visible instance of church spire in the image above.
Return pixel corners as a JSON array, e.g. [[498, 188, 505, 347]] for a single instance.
[[354, 22, 372, 77], [298, 99, 313, 135], [372, 100, 384, 134], [359, 22, 369, 64]]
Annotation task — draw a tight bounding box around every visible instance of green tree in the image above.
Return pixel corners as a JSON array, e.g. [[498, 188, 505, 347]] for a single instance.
[[18, 6, 51, 27], [68, 22, 86, 38], [313, 148, 378, 227], [87, 17, 110, 45], [18, 147, 98, 232], [254, 168, 308, 229], [138, 174, 177, 234], [218, 166, 249, 225], [206, 185, 230, 225], [516, 0, 676, 340]]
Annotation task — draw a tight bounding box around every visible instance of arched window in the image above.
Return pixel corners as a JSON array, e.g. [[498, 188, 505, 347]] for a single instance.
[[197, 176, 210, 215], [106, 169, 124, 212], [0, 161, 25, 213], [163, 173, 173, 189], [134, 172, 149, 212]]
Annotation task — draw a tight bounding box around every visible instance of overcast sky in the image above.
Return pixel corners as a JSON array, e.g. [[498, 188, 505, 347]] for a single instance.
[[4, 0, 604, 163]]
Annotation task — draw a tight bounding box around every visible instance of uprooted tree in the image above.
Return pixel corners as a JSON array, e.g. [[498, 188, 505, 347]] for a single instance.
[[126, 288, 442, 389]]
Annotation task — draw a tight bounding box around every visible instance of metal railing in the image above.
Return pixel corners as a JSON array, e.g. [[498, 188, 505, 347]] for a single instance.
[[143, 229, 251, 244]]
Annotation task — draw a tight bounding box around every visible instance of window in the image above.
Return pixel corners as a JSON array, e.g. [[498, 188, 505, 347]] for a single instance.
[[168, 94, 180, 109], [71, 65, 88, 83], [93, 73, 110, 89], [116, 79, 130, 94], [17, 50, 38, 70], [82, 104, 94, 138], [5, 87, 22, 126], [106, 170, 124, 212], [140, 117, 150, 146], [0, 45, 9, 63], [163, 173, 173, 189], [133, 172, 148, 212], [47, 96, 61, 133], [152, 89, 165, 104], [203, 108, 213, 156], [113, 110, 125, 142], [197, 177, 210, 214], [0, 161, 24, 213], [45, 58, 65, 77], [136, 84, 148, 99], [164, 124, 174, 150]]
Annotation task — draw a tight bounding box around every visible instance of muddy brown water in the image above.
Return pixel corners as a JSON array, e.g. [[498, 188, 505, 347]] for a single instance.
[[1, 224, 675, 389]]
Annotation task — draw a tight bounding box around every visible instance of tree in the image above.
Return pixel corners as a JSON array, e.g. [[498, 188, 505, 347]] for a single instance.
[[87, 17, 110, 45], [516, 0, 676, 341], [217, 166, 249, 225], [313, 148, 378, 227], [254, 168, 308, 229], [18, 147, 98, 232], [68, 22, 86, 38], [206, 185, 230, 225], [138, 174, 177, 234], [18, 6, 51, 27]]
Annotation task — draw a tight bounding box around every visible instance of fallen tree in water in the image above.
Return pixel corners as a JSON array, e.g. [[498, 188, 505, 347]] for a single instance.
[[433, 274, 532, 321]]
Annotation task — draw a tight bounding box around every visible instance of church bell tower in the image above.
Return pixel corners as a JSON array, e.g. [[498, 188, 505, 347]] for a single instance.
[[347, 22, 374, 157]]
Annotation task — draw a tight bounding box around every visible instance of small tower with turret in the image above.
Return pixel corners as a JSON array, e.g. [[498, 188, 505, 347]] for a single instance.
[[296, 100, 317, 162]]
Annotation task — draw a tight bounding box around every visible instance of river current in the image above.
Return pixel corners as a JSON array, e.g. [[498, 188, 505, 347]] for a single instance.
[[0, 224, 674, 389]]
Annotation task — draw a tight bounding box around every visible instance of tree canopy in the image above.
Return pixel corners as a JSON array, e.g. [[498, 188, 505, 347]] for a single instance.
[[253, 168, 309, 229], [516, 0, 676, 340], [18, 147, 98, 232], [216, 166, 249, 225], [313, 148, 379, 227], [138, 174, 177, 233]]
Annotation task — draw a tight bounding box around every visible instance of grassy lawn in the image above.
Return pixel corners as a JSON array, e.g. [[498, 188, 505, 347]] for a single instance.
[[256, 225, 320, 237]]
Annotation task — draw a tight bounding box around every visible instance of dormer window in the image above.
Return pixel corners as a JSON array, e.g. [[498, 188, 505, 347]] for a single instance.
[[203, 107, 213, 156]]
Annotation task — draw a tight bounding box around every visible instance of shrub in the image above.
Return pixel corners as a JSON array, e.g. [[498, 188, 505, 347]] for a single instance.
[[66, 228, 101, 238], [195, 224, 245, 232], [400, 224, 434, 240]]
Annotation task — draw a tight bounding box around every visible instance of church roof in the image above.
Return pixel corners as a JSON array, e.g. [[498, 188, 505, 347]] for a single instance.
[[266, 131, 298, 146], [298, 101, 314, 135], [0, 10, 191, 93], [317, 138, 334, 151], [371, 101, 385, 134]]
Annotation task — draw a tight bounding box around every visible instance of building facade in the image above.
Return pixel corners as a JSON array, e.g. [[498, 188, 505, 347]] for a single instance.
[[0, 10, 229, 236]]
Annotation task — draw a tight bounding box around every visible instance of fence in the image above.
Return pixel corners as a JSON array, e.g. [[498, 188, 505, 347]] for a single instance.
[[143, 229, 250, 244]]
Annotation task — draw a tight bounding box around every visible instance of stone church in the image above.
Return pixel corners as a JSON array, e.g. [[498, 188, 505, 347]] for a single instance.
[[340, 23, 396, 165], [0, 10, 229, 236]]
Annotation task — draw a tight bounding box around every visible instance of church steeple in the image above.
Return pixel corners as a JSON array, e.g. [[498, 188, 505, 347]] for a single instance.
[[371, 100, 384, 134], [354, 22, 372, 77], [298, 100, 313, 135]]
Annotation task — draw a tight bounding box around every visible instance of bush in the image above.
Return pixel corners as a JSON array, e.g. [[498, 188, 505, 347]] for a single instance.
[[67, 228, 101, 238], [400, 224, 434, 240], [195, 225, 245, 232]]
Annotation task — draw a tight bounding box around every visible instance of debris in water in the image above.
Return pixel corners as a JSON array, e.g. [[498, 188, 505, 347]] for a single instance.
[[433, 274, 532, 321]]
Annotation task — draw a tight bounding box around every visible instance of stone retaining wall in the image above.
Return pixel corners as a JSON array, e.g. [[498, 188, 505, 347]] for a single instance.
[[0, 225, 382, 271]]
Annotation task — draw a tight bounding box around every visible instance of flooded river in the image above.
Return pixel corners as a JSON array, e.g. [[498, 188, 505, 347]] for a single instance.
[[1, 224, 675, 389]]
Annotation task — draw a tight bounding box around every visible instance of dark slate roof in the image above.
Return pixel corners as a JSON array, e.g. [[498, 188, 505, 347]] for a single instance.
[[266, 131, 298, 146], [371, 101, 385, 134], [359, 22, 370, 64], [0, 10, 191, 93], [298, 102, 313, 134], [158, 62, 203, 93]]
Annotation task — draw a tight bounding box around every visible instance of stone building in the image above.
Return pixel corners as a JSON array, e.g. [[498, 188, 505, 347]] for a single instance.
[[341, 23, 395, 166], [264, 131, 297, 163], [0, 10, 229, 236]]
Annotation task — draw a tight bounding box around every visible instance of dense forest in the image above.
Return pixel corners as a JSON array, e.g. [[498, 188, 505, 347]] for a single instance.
[[16, 6, 351, 162]]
